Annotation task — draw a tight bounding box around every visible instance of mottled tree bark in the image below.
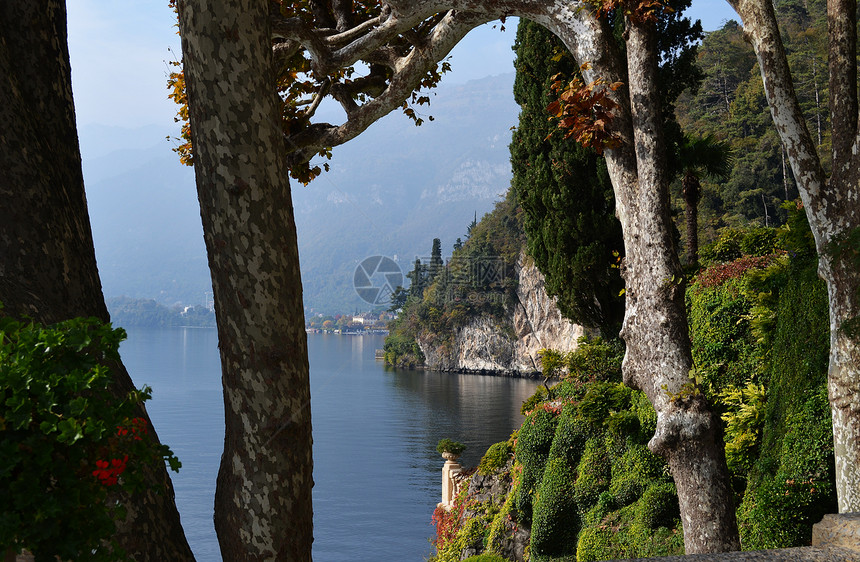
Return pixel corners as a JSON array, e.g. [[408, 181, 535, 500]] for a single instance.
[[617, 21, 740, 553], [0, 2, 194, 560], [727, 0, 860, 513], [176, 1, 314, 559]]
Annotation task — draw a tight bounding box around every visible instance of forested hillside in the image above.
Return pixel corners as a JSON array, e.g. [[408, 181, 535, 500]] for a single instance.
[[674, 0, 828, 240]]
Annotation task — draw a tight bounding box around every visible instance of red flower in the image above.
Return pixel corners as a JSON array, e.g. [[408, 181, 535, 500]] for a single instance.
[[92, 455, 129, 486]]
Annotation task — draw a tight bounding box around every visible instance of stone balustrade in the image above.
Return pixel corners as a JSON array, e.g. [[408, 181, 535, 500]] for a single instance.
[[438, 452, 464, 510]]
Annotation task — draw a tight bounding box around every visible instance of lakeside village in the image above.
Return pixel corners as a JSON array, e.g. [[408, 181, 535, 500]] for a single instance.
[[305, 310, 394, 334]]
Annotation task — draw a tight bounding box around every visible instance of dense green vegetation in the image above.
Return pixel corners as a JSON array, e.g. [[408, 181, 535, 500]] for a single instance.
[[431, 212, 834, 560], [510, 20, 624, 334], [511, 0, 703, 334], [675, 0, 830, 239], [402, 5, 843, 558]]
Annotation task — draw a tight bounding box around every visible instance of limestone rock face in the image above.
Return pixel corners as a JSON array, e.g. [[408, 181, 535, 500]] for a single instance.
[[418, 254, 584, 376]]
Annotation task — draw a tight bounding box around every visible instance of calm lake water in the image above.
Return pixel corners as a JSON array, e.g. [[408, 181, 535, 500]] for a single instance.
[[121, 328, 539, 561]]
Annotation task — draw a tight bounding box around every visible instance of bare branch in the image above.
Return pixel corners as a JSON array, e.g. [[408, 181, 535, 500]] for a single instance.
[[304, 78, 331, 119]]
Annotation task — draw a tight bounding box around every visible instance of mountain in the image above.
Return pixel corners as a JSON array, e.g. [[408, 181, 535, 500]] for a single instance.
[[81, 73, 519, 313]]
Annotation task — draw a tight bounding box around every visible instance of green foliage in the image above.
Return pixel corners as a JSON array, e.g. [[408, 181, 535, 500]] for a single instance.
[[0, 314, 180, 561], [736, 258, 835, 548], [700, 227, 779, 264], [486, 467, 521, 554], [537, 348, 565, 379], [577, 382, 633, 427], [514, 408, 558, 524], [676, 3, 831, 236], [520, 385, 549, 416], [635, 483, 680, 529], [479, 441, 513, 476], [531, 457, 580, 559], [510, 19, 625, 334], [575, 528, 617, 562], [720, 383, 767, 475], [437, 438, 466, 456], [573, 437, 612, 512], [382, 332, 424, 368], [608, 444, 664, 506], [565, 336, 624, 385], [738, 386, 835, 549], [688, 276, 761, 397], [385, 193, 522, 367], [689, 221, 835, 548], [107, 296, 215, 328], [461, 555, 510, 562]]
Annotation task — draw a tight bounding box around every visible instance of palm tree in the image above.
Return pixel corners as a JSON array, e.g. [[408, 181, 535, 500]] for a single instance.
[[675, 134, 733, 266]]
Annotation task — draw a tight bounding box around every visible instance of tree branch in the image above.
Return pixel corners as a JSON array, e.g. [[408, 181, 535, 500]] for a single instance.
[[285, 10, 490, 166]]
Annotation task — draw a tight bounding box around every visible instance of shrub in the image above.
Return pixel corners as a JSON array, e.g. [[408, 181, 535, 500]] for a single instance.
[[688, 276, 762, 397], [575, 528, 617, 562], [573, 437, 611, 511], [738, 386, 836, 549], [0, 315, 180, 561], [382, 332, 424, 368], [479, 441, 513, 475], [740, 227, 778, 256], [577, 382, 633, 426], [520, 385, 549, 415], [531, 457, 580, 559], [437, 438, 466, 456], [609, 444, 664, 506], [631, 392, 657, 437], [461, 555, 510, 562], [700, 227, 744, 263], [565, 336, 623, 385], [514, 408, 558, 523], [720, 382, 766, 475], [635, 482, 680, 529]]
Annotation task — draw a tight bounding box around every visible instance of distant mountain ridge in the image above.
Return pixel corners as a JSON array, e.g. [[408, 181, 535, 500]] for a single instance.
[[81, 73, 519, 314]]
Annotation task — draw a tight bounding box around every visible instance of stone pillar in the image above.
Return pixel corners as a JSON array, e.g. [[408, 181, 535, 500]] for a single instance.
[[440, 452, 462, 510]]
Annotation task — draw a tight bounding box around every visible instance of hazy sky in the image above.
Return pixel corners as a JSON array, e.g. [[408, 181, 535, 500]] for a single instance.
[[66, 2, 738, 131]]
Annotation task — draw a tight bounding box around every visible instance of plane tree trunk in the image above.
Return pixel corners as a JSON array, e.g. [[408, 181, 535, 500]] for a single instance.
[[176, 1, 314, 559]]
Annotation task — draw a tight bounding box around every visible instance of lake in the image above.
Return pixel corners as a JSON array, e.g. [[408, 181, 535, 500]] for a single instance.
[[121, 328, 539, 561]]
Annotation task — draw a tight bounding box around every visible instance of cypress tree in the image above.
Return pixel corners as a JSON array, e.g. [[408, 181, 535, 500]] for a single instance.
[[510, 19, 625, 334]]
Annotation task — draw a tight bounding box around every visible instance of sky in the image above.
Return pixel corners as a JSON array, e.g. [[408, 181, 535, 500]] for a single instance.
[[66, 2, 739, 134]]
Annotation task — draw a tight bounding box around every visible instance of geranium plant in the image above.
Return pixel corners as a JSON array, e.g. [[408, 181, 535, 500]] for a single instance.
[[0, 312, 180, 561]]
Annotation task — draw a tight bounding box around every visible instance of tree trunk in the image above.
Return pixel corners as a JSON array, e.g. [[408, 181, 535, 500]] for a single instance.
[[727, 0, 860, 512], [0, 2, 194, 560], [548, 11, 740, 553], [620, 21, 740, 554], [176, 1, 314, 559]]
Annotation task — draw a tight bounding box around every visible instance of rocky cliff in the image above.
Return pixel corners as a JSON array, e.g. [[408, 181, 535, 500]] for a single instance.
[[417, 254, 584, 376]]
